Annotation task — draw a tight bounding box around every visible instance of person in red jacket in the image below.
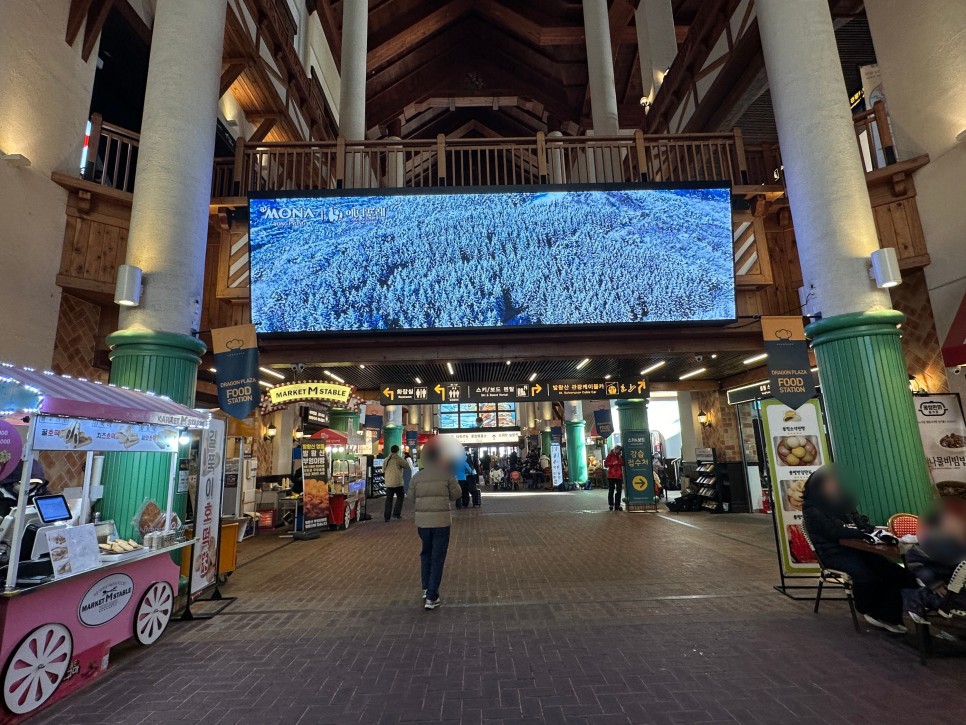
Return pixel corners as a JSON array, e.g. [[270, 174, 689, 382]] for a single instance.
[[604, 446, 625, 511]]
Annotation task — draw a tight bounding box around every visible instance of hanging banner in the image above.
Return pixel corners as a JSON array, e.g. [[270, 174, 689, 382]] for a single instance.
[[593, 408, 614, 438], [31, 416, 179, 453], [300, 440, 330, 530], [550, 426, 564, 488], [761, 398, 830, 577], [762, 316, 815, 410], [191, 417, 225, 598], [212, 324, 261, 420], [0, 421, 23, 481], [622, 430, 655, 507], [915, 394, 966, 489], [406, 430, 418, 450], [262, 381, 356, 411]]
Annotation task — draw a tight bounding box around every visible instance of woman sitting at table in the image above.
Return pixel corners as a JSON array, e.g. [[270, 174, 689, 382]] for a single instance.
[[802, 465, 914, 633]]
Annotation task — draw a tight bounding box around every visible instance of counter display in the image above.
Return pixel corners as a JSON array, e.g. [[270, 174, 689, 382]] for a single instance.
[[0, 363, 213, 722]]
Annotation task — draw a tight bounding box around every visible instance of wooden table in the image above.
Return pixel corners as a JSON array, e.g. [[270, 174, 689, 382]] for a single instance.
[[839, 538, 902, 562]]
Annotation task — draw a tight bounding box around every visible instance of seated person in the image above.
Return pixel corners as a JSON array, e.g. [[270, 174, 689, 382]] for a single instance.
[[488, 467, 504, 489], [802, 465, 915, 633], [903, 497, 966, 623]]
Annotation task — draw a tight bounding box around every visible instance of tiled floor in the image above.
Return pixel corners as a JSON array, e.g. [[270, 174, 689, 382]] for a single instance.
[[39, 490, 966, 724]]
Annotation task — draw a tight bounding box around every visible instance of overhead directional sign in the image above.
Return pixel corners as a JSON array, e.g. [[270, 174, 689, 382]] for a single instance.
[[379, 379, 648, 405]]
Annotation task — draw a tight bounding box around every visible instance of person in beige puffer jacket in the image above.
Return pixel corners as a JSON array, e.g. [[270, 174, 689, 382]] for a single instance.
[[410, 445, 462, 610]]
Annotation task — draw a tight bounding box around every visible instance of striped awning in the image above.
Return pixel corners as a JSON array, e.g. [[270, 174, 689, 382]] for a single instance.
[[0, 363, 209, 428]]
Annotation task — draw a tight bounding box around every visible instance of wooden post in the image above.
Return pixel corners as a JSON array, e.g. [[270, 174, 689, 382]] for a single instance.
[[634, 129, 647, 182], [733, 128, 749, 185], [436, 134, 447, 185], [536, 131, 548, 183], [231, 136, 246, 196], [872, 100, 897, 165], [335, 136, 346, 189], [85, 113, 103, 181]]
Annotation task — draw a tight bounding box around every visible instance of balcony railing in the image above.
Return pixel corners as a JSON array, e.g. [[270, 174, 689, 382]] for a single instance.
[[82, 113, 140, 194], [211, 129, 784, 198]]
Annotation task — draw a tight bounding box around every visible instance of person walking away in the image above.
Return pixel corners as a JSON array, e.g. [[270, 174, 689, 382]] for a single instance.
[[410, 443, 462, 609], [454, 454, 476, 508], [605, 446, 625, 511], [383, 445, 407, 521], [802, 465, 915, 632], [403, 451, 415, 494]]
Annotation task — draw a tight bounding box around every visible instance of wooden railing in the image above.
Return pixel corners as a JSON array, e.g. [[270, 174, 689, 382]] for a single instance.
[[211, 129, 783, 198], [82, 113, 140, 194], [853, 100, 897, 172]]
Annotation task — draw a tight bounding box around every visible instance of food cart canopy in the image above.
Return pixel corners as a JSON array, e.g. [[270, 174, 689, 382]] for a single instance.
[[0, 363, 209, 428], [308, 428, 348, 444]]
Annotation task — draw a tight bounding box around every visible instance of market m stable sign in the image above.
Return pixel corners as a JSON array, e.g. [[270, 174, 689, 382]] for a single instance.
[[260, 381, 360, 413]]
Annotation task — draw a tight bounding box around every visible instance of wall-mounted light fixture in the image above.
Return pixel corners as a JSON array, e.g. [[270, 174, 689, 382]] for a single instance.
[[697, 410, 712, 428], [114, 264, 143, 307], [869, 248, 902, 289], [908, 374, 927, 396], [264, 423, 277, 441]]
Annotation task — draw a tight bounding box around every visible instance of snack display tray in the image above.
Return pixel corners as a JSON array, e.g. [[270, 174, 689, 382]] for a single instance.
[[99, 546, 150, 562]]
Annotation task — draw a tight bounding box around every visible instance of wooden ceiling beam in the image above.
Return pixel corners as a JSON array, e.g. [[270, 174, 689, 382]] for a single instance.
[[248, 116, 278, 142], [219, 61, 250, 97], [81, 0, 114, 62], [367, 0, 472, 70], [66, 0, 94, 46]]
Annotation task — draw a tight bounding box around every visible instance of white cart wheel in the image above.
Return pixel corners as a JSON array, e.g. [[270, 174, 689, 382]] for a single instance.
[[3, 623, 72, 715], [134, 581, 173, 646]]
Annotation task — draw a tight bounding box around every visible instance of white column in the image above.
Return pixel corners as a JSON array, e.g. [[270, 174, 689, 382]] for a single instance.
[[757, 1, 890, 317], [540, 401, 554, 427], [119, 0, 227, 335], [635, 0, 677, 104], [385, 405, 403, 427], [582, 0, 620, 135], [385, 135, 405, 187], [422, 407, 433, 433], [564, 401, 583, 421], [338, 1, 368, 141], [408, 405, 419, 427]]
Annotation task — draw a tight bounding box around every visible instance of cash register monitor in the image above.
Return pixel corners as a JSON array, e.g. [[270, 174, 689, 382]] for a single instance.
[[34, 495, 72, 525]]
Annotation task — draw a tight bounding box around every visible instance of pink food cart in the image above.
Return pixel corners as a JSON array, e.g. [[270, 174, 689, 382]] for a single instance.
[[0, 363, 210, 722]]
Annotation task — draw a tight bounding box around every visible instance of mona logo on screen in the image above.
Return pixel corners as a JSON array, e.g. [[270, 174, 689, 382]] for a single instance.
[[249, 185, 734, 333]]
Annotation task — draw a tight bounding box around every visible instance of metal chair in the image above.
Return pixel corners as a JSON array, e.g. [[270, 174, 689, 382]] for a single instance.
[[800, 521, 861, 632]]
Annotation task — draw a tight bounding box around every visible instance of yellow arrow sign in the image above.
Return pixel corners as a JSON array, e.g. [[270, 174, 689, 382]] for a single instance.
[[383, 387, 394, 401], [434, 384, 446, 401], [532, 384, 542, 395]]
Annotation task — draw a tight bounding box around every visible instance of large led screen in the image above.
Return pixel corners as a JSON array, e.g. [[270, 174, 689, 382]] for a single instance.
[[249, 184, 734, 333]]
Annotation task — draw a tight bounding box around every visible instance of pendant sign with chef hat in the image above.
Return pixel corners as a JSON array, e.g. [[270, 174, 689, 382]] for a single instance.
[[762, 316, 816, 410], [212, 324, 261, 419]]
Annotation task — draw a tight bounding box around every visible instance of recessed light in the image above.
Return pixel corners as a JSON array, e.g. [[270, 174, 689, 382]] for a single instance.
[[446, 362, 455, 375], [743, 353, 768, 365], [640, 361, 666, 375], [604, 374, 612, 380], [414, 377, 422, 384], [323, 370, 346, 383], [258, 380, 272, 388], [679, 367, 707, 380], [710, 354, 717, 359], [576, 358, 591, 370], [259, 366, 285, 380], [506, 360, 511, 366], [529, 372, 538, 382], [359, 364, 365, 369], [208, 367, 217, 373]]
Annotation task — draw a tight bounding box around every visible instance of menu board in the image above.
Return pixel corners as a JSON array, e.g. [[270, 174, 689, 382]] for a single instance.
[[550, 427, 564, 488], [300, 441, 329, 529], [622, 430, 655, 506], [761, 398, 830, 577], [46, 524, 100, 578], [369, 458, 385, 497], [915, 394, 966, 488], [32, 416, 179, 453]]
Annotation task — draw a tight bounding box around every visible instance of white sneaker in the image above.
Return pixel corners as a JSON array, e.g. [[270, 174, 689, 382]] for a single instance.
[[907, 611, 930, 626], [422, 589, 427, 599], [864, 614, 908, 634], [424, 598, 441, 610]]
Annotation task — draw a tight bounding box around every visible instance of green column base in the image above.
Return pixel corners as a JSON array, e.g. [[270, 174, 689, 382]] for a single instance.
[[383, 425, 403, 455], [100, 329, 205, 540], [565, 420, 588, 484], [808, 310, 933, 524], [541, 429, 552, 458], [330, 408, 359, 433]]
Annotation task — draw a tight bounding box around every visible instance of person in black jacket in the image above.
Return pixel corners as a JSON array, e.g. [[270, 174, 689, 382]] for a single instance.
[[802, 466, 914, 633]]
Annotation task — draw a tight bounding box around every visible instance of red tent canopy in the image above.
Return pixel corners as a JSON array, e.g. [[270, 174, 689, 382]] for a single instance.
[[308, 428, 348, 444]]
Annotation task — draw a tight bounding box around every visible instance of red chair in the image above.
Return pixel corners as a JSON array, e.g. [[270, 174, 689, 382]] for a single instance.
[[888, 513, 920, 538]]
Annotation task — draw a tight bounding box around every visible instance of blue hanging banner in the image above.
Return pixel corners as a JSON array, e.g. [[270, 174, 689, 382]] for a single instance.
[[406, 430, 418, 450], [364, 414, 383, 434], [593, 408, 614, 438], [211, 324, 261, 420]]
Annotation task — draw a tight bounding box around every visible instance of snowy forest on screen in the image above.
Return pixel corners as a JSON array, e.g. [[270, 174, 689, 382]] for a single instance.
[[249, 188, 734, 332]]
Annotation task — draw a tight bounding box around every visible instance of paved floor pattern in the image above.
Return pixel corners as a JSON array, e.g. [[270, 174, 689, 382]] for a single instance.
[[39, 490, 966, 724]]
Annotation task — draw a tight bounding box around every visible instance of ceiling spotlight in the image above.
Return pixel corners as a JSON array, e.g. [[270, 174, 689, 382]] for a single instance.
[[414, 377, 422, 384], [576, 358, 591, 370], [446, 362, 455, 375], [208, 367, 217, 373], [743, 353, 768, 365], [259, 366, 285, 380], [506, 360, 511, 366], [359, 364, 365, 369], [529, 372, 538, 382], [711, 354, 718, 359], [640, 361, 666, 376], [604, 374, 612, 380], [679, 367, 707, 380], [323, 370, 346, 383], [258, 380, 272, 388]]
